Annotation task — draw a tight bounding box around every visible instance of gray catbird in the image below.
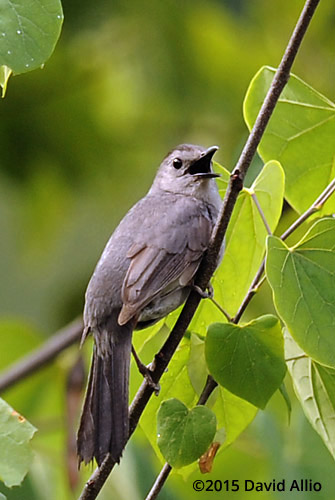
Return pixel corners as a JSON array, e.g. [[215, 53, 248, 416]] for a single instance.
[[77, 144, 222, 466]]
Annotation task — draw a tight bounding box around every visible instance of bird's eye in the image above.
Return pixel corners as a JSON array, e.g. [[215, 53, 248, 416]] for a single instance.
[[173, 158, 183, 169]]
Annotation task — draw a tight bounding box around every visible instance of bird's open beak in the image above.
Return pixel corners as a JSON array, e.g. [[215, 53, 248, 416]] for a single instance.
[[188, 146, 220, 178]]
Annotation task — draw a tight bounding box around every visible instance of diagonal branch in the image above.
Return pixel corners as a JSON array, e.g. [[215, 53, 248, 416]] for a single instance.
[[79, 1, 322, 499], [0, 318, 83, 393], [142, 0, 322, 498]]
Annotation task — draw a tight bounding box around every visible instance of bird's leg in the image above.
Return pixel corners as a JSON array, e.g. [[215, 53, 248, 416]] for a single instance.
[[192, 282, 214, 299], [193, 283, 232, 321], [131, 345, 160, 395]]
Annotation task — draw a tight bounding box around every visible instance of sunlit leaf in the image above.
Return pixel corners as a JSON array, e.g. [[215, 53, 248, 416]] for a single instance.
[[214, 160, 284, 316], [244, 66, 335, 214], [214, 161, 230, 195], [285, 331, 335, 459], [157, 398, 216, 468], [205, 315, 286, 408], [266, 218, 335, 367], [0, 398, 36, 487], [187, 333, 208, 396], [212, 387, 257, 448]]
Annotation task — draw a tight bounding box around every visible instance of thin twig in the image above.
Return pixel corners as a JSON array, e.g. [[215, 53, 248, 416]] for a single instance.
[[316, 179, 335, 207], [233, 264, 266, 324], [145, 464, 172, 500], [281, 178, 335, 241], [0, 318, 83, 393], [197, 375, 218, 406], [210, 297, 232, 321]]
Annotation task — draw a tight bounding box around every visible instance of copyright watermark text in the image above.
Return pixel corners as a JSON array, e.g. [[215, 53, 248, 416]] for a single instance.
[[192, 479, 322, 493]]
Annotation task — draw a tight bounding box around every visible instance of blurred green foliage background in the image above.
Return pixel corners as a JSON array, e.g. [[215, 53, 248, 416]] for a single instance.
[[0, 0, 334, 499]]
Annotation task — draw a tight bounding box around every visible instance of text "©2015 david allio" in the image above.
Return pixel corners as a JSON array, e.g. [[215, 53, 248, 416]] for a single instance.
[[195, 478, 322, 493]]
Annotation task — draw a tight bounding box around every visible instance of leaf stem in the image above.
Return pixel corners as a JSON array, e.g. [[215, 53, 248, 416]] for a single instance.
[[251, 192, 272, 235], [281, 178, 335, 241], [210, 297, 232, 321]]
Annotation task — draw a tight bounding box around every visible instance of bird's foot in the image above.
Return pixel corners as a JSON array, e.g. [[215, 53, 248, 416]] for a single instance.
[[131, 346, 160, 395], [193, 283, 214, 299], [143, 366, 161, 395]]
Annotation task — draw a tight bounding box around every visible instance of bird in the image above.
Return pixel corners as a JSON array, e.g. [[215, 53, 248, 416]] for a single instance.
[[77, 143, 222, 467]]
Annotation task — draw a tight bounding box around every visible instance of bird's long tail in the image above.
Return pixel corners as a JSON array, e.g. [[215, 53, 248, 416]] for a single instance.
[[77, 316, 133, 466]]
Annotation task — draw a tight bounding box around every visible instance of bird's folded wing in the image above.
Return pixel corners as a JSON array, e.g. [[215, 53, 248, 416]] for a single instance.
[[118, 213, 213, 325]]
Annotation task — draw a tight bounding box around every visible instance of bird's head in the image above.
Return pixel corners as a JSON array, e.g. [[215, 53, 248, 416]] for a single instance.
[[151, 144, 220, 200]]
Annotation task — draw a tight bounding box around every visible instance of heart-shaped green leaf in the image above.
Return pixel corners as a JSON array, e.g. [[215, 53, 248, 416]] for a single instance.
[[266, 218, 335, 367], [285, 330, 335, 459], [205, 315, 286, 409], [157, 398, 216, 468], [244, 66, 335, 215], [0, 398, 37, 487], [139, 339, 198, 460], [188, 333, 258, 448]]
